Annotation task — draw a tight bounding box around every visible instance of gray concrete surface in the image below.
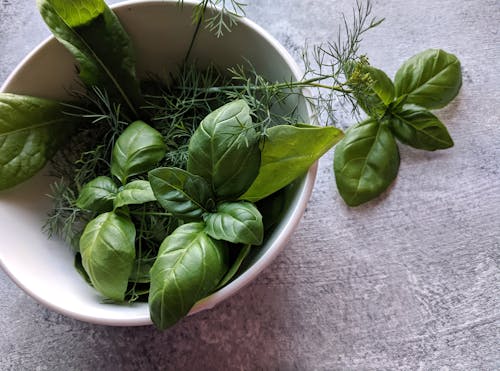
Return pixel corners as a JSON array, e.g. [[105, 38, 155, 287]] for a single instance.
[[1, 0, 499, 370]]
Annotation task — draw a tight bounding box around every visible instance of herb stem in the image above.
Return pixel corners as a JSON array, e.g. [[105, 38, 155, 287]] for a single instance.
[[129, 211, 173, 217], [176, 77, 351, 95], [183, 0, 208, 63]]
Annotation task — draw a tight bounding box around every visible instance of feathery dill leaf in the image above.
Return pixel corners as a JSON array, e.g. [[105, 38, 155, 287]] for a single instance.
[[302, 0, 384, 126]]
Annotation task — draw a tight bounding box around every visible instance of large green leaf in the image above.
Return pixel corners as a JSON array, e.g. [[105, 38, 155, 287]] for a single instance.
[[149, 222, 228, 330], [76, 176, 118, 212], [390, 104, 454, 150], [36, 0, 143, 116], [204, 202, 263, 245], [394, 49, 462, 109], [241, 123, 344, 202], [111, 121, 166, 185], [187, 100, 261, 200], [334, 118, 400, 206], [149, 167, 215, 221], [79, 211, 136, 301], [0, 93, 75, 190]]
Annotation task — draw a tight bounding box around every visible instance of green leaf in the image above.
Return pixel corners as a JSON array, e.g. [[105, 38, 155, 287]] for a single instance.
[[187, 99, 260, 200], [129, 256, 156, 284], [215, 244, 252, 290], [394, 49, 462, 109], [241, 123, 344, 202], [76, 176, 118, 212], [390, 104, 454, 150], [204, 202, 263, 245], [148, 222, 228, 330], [36, 0, 143, 116], [0, 93, 75, 190], [149, 167, 215, 221], [79, 211, 136, 301], [111, 121, 166, 184], [113, 180, 156, 209], [346, 61, 395, 117], [334, 118, 400, 206], [256, 188, 287, 232]]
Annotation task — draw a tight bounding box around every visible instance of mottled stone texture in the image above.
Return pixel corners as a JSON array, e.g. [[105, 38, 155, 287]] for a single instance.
[[0, 0, 498, 370]]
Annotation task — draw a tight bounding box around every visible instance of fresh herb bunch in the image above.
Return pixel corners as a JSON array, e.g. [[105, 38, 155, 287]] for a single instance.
[[334, 50, 462, 205], [0, 0, 462, 329]]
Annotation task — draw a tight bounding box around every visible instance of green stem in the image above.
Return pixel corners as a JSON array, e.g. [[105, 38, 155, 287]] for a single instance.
[[183, 0, 209, 63], [129, 211, 173, 217], [176, 77, 352, 95]]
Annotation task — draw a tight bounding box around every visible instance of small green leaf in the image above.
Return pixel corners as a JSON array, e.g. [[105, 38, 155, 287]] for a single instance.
[[111, 121, 166, 184], [204, 202, 264, 245], [0, 93, 75, 190], [334, 118, 400, 206], [76, 176, 118, 212], [346, 61, 395, 117], [215, 244, 252, 290], [394, 49, 462, 109], [148, 222, 228, 330], [149, 167, 215, 221], [241, 123, 344, 202], [36, 0, 143, 116], [187, 99, 260, 200], [79, 211, 136, 301], [113, 180, 156, 209], [129, 256, 156, 284], [390, 104, 454, 150]]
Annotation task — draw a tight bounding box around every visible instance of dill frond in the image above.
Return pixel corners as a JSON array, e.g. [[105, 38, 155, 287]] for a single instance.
[[179, 0, 246, 37], [302, 0, 384, 127], [43, 180, 93, 250]]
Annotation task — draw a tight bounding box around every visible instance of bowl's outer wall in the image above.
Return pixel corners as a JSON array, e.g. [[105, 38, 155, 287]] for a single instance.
[[0, 0, 316, 326]]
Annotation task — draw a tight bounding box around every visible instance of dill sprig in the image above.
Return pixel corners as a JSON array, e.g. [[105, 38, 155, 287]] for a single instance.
[[179, 0, 246, 37], [302, 0, 384, 126]]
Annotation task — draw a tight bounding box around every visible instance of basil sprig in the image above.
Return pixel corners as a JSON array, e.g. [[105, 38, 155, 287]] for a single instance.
[[78, 121, 166, 302], [334, 49, 462, 206], [147, 100, 342, 329], [72, 99, 340, 329]]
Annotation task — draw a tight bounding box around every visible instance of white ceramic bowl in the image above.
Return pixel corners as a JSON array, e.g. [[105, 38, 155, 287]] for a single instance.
[[0, 0, 316, 326]]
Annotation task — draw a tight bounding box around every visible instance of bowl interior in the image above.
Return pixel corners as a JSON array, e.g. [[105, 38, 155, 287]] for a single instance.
[[0, 0, 315, 326]]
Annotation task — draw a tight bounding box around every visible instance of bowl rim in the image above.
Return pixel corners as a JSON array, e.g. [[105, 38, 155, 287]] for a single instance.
[[0, 0, 317, 326]]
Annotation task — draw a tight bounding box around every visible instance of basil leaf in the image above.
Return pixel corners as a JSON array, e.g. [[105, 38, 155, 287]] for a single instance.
[[187, 99, 260, 200], [334, 118, 400, 206], [0, 93, 75, 190], [76, 176, 118, 212], [36, 0, 143, 116], [390, 104, 454, 150], [215, 244, 251, 290], [394, 49, 462, 109], [149, 222, 228, 330], [346, 62, 395, 117], [149, 167, 215, 221], [111, 121, 166, 185], [113, 180, 156, 209], [79, 211, 136, 301], [241, 123, 343, 202], [204, 202, 264, 245]]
